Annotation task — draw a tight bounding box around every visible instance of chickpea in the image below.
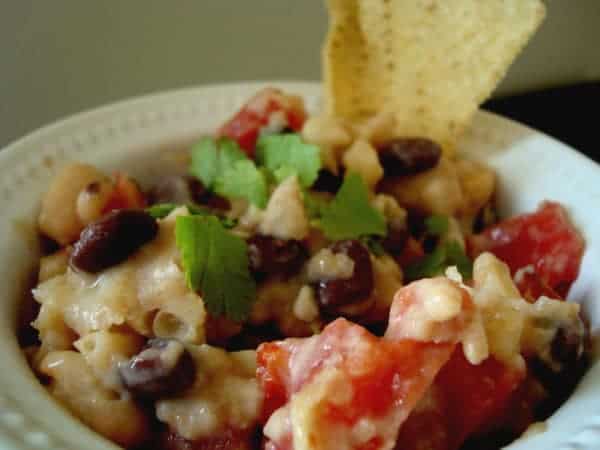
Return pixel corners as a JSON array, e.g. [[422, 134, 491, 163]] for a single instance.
[[76, 179, 114, 225], [380, 158, 465, 216], [38, 163, 107, 245]]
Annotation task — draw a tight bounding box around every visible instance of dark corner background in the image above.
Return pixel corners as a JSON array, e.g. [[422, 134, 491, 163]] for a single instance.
[[484, 83, 599, 164]]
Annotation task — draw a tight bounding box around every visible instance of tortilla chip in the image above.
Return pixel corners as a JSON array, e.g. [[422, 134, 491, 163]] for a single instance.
[[323, 0, 545, 152]]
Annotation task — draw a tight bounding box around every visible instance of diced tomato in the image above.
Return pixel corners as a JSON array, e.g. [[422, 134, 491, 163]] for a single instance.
[[468, 201, 584, 298], [516, 270, 562, 303], [495, 375, 548, 437], [101, 173, 146, 213], [434, 350, 525, 450], [258, 278, 474, 450], [218, 88, 307, 156], [258, 320, 455, 450], [394, 386, 450, 450], [259, 320, 439, 422], [256, 342, 292, 422], [396, 350, 525, 450]]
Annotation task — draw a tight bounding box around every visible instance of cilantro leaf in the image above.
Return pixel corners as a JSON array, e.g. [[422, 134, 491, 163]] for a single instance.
[[147, 203, 182, 219], [319, 173, 386, 240], [425, 215, 450, 236], [146, 203, 210, 219], [175, 215, 256, 321], [220, 216, 239, 229], [190, 137, 247, 189], [146, 203, 236, 228], [446, 241, 473, 280], [273, 166, 299, 184], [189, 137, 268, 208], [256, 134, 322, 187], [214, 160, 268, 208], [190, 138, 218, 188], [219, 139, 249, 178], [303, 191, 330, 220], [405, 240, 473, 281], [405, 245, 448, 280]]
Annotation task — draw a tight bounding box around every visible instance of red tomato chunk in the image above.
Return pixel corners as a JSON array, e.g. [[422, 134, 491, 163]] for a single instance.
[[257, 278, 473, 450], [468, 201, 584, 298], [396, 351, 524, 450], [218, 88, 307, 156], [102, 173, 146, 213], [436, 351, 524, 449]]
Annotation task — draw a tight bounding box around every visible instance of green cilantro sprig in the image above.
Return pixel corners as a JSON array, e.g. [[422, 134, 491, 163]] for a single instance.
[[214, 160, 269, 209], [425, 215, 450, 235], [175, 215, 256, 321], [359, 236, 386, 256], [190, 138, 247, 189], [189, 134, 322, 209], [147, 203, 237, 228], [319, 173, 386, 240], [406, 214, 473, 280], [190, 137, 268, 207], [147, 203, 209, 219], [405, 240, 473, 281], [303, 191, 330, 220], [256, 134, 322, 188]]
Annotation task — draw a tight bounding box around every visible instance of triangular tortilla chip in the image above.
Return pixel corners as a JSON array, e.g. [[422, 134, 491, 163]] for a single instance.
[[323, 0, 545, 152]]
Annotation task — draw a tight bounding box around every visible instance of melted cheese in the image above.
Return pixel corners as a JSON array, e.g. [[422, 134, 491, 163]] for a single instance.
[[156, 346, 261, 440], [293, 285, 320, 323], [265, 367, 403, 450], [306, 248, 355, 282], [447, 253, 581, 368], [259, 176, 309, 240], [32, 208, 207, 342], [387, 277, 465, 343]]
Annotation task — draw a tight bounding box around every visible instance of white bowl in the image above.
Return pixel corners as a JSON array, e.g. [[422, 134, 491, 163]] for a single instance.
[[0, 82, 598, 450]]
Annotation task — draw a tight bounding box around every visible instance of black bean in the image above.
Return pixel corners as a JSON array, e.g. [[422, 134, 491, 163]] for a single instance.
[[119, 338, 196, 400], [404, 208, 441, 251], [202, 193, 231, 211], [315, 240, 374, 311], [534, 322, 586, 382], [312, 169, 344, 194], [551, 325, 584, 366], [378, 137, 442, 176], [70, 209, 158, 273], [527, 320, 589, 419], [247, 235, 308, 280]]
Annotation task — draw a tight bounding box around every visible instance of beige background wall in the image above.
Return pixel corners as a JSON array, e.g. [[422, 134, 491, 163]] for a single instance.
[[1, 0, 598, 147]]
